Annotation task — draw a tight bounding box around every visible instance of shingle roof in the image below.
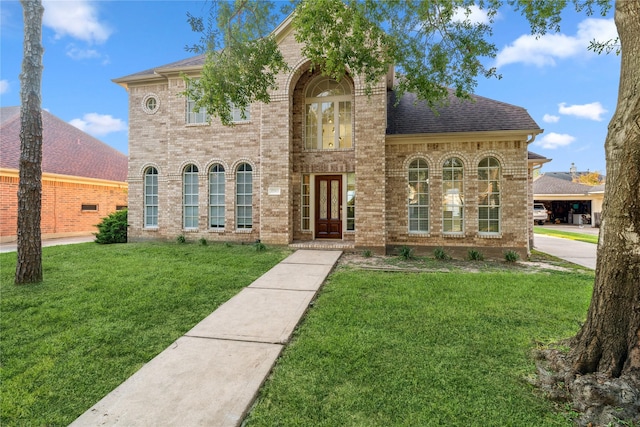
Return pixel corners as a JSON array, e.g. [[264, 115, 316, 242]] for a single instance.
[[386, 89, 541, 135], [533, 174, 600, 195], [114, 54, 206, 81], [0, 107, 128, 182]]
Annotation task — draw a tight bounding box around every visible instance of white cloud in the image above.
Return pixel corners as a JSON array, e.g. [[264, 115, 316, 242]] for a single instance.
[[543, 114, 560, 123], [65, 44, 100, 60], [558, 102, 607, 121], [535, 132, 576, 149], [452, 5, 492, 25], [69, 113, 126, 136], [0, 80, 9, 95], [495, 18, 616, 68], [43, 0, 112, 44]]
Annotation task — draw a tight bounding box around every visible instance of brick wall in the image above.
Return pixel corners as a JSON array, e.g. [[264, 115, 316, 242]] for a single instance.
[[0, 172, 128, 242], [385, 138, 531, 258]]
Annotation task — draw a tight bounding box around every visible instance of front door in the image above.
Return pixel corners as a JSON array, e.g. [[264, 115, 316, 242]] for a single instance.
[[315, 175, 342, 239]]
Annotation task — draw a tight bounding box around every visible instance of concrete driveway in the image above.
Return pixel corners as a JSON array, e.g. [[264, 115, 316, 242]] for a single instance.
[[533, 234, 597, 269]]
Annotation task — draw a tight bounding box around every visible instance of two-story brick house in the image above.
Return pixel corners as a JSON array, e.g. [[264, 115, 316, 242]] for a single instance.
[[114, 15, 544, 257]]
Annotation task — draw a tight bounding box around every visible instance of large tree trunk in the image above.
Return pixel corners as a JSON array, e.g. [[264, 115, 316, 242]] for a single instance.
[[569, 0, 640, 378], [15, 0, 44, 285]]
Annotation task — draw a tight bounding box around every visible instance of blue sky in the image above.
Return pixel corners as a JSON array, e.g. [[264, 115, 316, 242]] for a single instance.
[[1, 1, 619, 174]]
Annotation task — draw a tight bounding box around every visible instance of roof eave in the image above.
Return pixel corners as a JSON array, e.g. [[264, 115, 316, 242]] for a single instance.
[[386, 129, 542, 144]]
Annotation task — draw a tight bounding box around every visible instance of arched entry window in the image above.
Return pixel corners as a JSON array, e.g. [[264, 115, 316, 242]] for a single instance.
[[478, 157, 501, 233], [443, 157, 464, 233], [144, 167, 158, 228], [305, 77, 352, 150], [183, 164, 199, 229]]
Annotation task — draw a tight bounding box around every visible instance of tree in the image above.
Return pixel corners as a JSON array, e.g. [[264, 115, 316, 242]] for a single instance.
[[190, 0, 638, 422], [573, 171, 605, 186], [15, 0, 44, 285]]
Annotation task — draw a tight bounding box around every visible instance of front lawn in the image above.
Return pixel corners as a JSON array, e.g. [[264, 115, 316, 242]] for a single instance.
[[245, 265, 594, 426], [0, 242, 290, 426]]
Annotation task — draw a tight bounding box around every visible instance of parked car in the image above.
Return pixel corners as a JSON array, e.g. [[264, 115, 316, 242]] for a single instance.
[[533, 203, 548, 225]]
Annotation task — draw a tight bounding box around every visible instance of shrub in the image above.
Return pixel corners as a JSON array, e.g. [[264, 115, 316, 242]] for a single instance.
[[199, 237, 208, 246], [434, 247, 451, 260], [398, 245, 414, 260], [176, 235, 186, 244], [467, 249, 484, 261], [504, 250, 520, 263], [94, 209, 127, 244], [362, 249, 372, 258], [255, 240, 266, 251]]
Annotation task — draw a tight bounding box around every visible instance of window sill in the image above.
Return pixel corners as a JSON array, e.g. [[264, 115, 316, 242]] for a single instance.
[[443, 233, 465, 238], [409, 231, 430, 236], [235, 228, 253, 234], [183, 228, 199, 233], [143, 227, 159, 231], [478, 233, 502, 239], [185, 122, 210, 127], [208, 228, 225, 233]]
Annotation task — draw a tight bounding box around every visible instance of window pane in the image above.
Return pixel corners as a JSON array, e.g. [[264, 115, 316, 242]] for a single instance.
[[478, 157, 500, 234]]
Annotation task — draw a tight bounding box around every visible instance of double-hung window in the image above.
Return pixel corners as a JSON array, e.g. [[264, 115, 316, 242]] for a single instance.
[[209, 164, 225, 229], [183, 164, 199, 229], [236, 163, 252, 229], [144, 167, 158, 228], [408, 159, 429, 233], [442, 157, 464, 233], [478, 157, 501, 234]]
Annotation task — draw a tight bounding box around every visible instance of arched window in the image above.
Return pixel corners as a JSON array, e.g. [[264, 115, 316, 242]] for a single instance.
[[442, 157, 464, 233], [144, 167, 158, 228], [183, 164, 199, 229], [236, 163, 253, 229], [408, 159, 429, 233], [478, 157, 501, 234], [209, 164, 225, 229], [305, 77, 352, 150]]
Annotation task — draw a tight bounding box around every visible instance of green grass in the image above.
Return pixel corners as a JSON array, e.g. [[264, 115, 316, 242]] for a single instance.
[[245, 267, 594, 426], [534, 226, 599, 244], [0, 242, 291, 426]]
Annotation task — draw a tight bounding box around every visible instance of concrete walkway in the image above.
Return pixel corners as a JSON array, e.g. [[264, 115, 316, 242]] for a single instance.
[[0, 235, 95, 253], [70, 250, 342, 427], [533, 234, 597, 269]]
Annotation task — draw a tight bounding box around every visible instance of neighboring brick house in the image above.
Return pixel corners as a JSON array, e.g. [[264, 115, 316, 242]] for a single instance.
[[114, 16, 546, 257], [0, 106, 128, 242]]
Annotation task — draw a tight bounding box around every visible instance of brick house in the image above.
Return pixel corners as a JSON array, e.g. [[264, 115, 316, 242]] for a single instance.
[[114, 16, 545, 257], [0, 107, 128, 242]]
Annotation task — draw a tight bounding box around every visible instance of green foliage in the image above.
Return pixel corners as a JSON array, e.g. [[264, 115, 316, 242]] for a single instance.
[[184, 1, 289, 125], [199, 237, 208, 246], [468, 249, 485, 261], [176, 234, 186, 244], [434, 247, 451, 260], [504, 250, 520, 263], [255, 240, 267, 251], [188, 0, 613, 126], [362, 249, 372, 258], [94, 209, 127, 244], [398, 245, 414, 260]]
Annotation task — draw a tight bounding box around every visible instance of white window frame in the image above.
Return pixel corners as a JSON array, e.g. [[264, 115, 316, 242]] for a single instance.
[[408, 159, 429, 233], [442, 157, 464, 234], [209, 164, 225, 229], [144, 167, 158, 228], [183, 164, 199, 229], [478, 157, 501, 234], [236, 163, 253, 229], [304, 77, 353, 150]]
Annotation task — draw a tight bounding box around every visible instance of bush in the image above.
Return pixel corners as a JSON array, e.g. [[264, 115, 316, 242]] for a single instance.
[[434, 247, 451, 260], [94, 209, 127, 244], [362, 249, 372, 258], [176, 235, 186, 244], [254, 240, 266, 251], [467, 249, 484, 261], [504, 250, 520, 263], [398, 245, 414, 260], [199, 237, 208, 246]]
